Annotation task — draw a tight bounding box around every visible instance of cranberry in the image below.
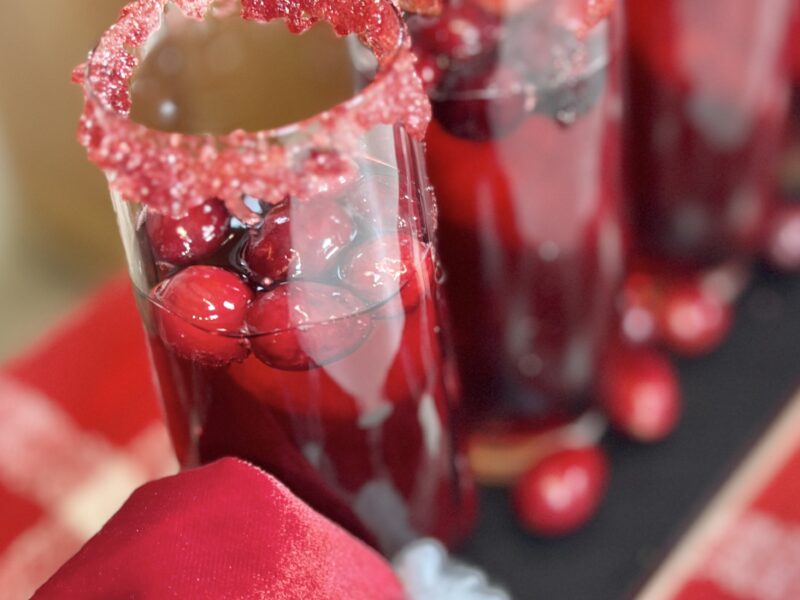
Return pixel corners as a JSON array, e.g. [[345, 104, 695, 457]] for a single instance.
[[342, 175, 422, 236], [414, 50, 446, 93], [658, 281, 732, 356], [145, 199, 230, 265], [598, 346, 681, 442], [513, 446, 609, 537], [408, 4, 500, 62], [338, 233, 433, 317], [433, 64, 528, 141], [507, 17, 606, 118], [246, 282, 373, 371], [153, 266, 253, 366], [765, 204, 800, 272], [300, 149, 360, 200], [242, 198, 356, 286], [620, 271, 662, 346], [471, 0, 534, 15]]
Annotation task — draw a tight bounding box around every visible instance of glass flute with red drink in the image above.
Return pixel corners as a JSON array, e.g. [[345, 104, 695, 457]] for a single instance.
[[74, 0, 475, 555], [768, 9, 800, 273], [623, 0, 797, 355], [399, 0, 671, 502]]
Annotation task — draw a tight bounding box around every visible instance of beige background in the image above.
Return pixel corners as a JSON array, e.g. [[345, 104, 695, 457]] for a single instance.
[[0, 1, 131, 360], [0, 2, 351, 361]]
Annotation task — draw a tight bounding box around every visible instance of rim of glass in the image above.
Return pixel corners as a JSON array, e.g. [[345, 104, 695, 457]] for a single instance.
[[82, 1, 412, 141], [75, 0, 431, 217]]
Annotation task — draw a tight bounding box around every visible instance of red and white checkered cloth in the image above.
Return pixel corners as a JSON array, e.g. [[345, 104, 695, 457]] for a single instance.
[[3, 275, 800, 599], [0, 276, 177, 599]]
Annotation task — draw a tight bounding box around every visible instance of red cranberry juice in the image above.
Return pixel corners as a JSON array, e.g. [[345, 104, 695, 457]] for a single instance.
[[133, 159, 474, 554], [412, 3, 625, 429], [777, 11, 800, 200], [625, 0, 795, 270]]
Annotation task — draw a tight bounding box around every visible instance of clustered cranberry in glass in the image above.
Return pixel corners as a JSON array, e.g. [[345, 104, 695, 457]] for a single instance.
[[153, 265, 253, 366], [147, 168, 431, 370], [410, 0, 606, 141], [339, 233, 432, 317], [241, 198, 356, 286], [146, 199, 231, 265], [408, 0, 531, 141], [408, 3, 500, 62], [433, 64, 528, 141], [246, 281, 373, 371]]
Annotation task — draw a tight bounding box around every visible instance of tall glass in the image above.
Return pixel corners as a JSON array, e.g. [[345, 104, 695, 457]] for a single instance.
[[406, 0, 625, 480], [625, 0, 796, 271], [768, 11, 800, 273], [75, 0, 474, 554]]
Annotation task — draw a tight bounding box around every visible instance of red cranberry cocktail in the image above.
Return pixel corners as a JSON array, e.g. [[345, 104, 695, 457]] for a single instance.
[[625, 1, 795, 273], [75, 0, 474, 554], [621, 0, 797, 356], [767, 10, 800, 273], [407, 0, 625, 480]]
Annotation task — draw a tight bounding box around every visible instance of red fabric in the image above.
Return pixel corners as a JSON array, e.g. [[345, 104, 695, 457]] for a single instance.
[[5, 274, 800, 599], [32, 458, 404, 600], [5, 276, 161, 444]]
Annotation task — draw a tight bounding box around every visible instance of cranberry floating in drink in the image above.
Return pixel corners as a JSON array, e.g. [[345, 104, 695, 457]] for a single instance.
[[74, 0, 475, 554], [624, 0, 796, 334], [402, 0, 626, 481]]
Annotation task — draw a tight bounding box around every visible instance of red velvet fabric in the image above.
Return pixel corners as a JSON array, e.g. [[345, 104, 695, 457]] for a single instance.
[[32, 458, 405, 599]]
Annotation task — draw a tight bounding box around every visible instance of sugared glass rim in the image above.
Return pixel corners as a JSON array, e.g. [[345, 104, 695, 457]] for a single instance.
[[74, 0, 431, 218]]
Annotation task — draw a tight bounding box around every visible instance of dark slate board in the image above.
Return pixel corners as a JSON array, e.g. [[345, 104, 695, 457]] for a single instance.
[[458, 267, 800, 600]]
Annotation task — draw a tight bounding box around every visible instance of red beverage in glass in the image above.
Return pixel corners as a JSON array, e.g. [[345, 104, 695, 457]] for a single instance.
[[75, 0, 474, 554], [625, 0, 796, 271], [764, 9, 800, 274], [408, 0, 625, 479]]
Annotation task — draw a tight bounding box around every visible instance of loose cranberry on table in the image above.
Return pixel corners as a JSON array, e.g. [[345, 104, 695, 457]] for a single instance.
[[619, 271, 662, 346], [152, 265, 253, 366], [338, 233, 433, 317], [765, 203, 800, 272], [598, 345, 681, 443], [658, 280, 732, 356], [513, 446, 609, 537], [407, 3, 500, 62], [433, 64, 528, 141], [242, 198, 356, 286], [145, 199, 230, 265], [246, 281, 373, 371]]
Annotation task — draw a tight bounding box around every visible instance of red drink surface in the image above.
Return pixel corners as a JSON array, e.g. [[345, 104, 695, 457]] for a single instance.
[[414, 1, 625, 432], [625, 0, 795, 270]]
